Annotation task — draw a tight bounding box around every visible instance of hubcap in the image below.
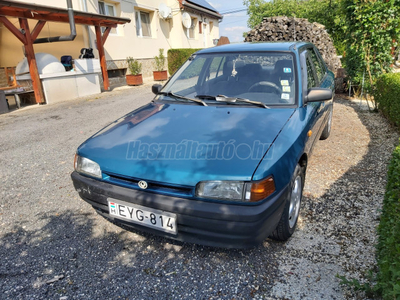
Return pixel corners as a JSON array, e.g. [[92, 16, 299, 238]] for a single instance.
[[288, 175, 302, 228], [327, 111, 332, 132]]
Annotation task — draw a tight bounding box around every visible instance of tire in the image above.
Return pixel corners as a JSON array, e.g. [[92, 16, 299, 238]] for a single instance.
[[320, 109, 333, 140], [270, 164, 304, 241]]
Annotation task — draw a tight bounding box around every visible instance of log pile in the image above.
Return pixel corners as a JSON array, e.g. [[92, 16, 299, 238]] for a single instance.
[[244, 16, 342, 76]]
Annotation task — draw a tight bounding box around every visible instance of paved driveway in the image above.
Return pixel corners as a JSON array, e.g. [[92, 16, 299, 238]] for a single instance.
[[0, 85, 397, 299]]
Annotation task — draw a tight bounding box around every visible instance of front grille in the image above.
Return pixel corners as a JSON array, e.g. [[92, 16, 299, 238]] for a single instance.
[[103, 172, 194, 198]]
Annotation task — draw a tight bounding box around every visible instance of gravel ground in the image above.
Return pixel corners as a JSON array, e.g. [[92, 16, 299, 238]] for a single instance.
[[0, 85, 398, 300]]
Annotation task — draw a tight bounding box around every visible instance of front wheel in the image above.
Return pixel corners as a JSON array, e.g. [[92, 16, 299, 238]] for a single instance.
[[320, 109, 333, 140], [270, 164, 304, 241]]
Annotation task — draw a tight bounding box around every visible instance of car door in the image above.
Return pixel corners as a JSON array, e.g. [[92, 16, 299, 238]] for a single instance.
[[308, 47, 335, 130], [300, 47, 326, 153]]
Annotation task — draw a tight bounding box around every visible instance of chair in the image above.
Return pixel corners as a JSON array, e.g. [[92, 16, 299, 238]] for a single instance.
[[61, 55, 73, 71], [271, 60, 294, 86], [79, 48, 95, 59]]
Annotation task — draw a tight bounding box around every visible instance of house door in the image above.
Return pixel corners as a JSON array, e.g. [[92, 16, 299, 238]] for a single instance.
[[203, 23, 207, 47]]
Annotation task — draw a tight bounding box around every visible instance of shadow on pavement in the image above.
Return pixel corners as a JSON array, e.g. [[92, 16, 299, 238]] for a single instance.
[[0, 208, 280, 299]]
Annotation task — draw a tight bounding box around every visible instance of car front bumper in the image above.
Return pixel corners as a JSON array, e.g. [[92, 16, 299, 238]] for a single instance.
[[71, 171, 289, 248]]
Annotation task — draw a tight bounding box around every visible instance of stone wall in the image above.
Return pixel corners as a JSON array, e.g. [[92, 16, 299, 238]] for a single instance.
[[0, 68, 8, 88], [106, 58, 168, 79], [245, 16, 342, 76]]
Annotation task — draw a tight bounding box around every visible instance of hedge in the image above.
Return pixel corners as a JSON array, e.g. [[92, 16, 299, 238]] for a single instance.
[[167, 48, 202, 76], [374, 73, 400, 126], [375, 141, 400, 299]]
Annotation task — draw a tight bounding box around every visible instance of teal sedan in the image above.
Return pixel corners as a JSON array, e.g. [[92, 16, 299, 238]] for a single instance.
[[72, 42, 334, 248]]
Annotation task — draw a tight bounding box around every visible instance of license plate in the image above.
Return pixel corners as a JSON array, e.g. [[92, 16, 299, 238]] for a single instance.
[[108, 199, 177, 235]]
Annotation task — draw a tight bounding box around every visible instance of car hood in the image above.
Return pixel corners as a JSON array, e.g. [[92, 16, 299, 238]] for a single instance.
[[78, 101, 295, 186]]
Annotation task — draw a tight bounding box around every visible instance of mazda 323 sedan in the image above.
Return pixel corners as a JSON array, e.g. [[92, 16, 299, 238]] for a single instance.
[[71, 42, 334, 248]]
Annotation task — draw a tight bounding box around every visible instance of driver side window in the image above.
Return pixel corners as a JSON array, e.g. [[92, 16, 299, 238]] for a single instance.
[[306, 55, 317, 89]]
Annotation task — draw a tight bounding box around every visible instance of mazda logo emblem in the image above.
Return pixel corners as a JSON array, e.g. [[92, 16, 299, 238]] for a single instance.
[[138, 180, 148, 189]]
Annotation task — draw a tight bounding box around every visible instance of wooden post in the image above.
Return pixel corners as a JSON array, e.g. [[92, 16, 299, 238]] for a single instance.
[[0, 16, 26, 44], [95, 25, 109, 91], [19, 18, 45, 104], [31, 20, 47, 41]]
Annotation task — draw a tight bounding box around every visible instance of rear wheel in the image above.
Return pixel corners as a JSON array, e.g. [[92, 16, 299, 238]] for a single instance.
[[270, 164, 304, 241]]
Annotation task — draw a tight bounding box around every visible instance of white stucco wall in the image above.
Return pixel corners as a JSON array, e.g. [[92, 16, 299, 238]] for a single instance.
[[84, 0, 221, 61], [1, 0, 221, 70]]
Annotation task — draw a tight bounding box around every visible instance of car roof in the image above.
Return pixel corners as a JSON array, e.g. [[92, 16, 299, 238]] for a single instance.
[[196, 42, 310, 54]]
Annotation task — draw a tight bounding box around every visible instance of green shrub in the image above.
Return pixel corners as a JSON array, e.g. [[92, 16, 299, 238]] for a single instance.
[[167, 48, 202, 76], [376, 141, 400, 299], [126, 57, 142, 75], [154, 49, 166, 72], [342, 0, 399, 88], [374, 73, 400, 126]]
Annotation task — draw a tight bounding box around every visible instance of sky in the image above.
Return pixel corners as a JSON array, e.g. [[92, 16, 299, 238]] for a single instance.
[[209, 0, 250, 43]]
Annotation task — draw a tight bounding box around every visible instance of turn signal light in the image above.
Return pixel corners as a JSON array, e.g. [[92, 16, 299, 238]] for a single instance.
[[250, 177, 275, 202]]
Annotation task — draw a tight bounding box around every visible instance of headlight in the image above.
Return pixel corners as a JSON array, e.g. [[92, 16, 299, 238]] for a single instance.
[[196, 181, 245, 201], [74, 154, 102, 178], [196, 177, 275, 202]]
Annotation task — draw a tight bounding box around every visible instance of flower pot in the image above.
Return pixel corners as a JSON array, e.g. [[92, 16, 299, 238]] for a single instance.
[[153, 70, 168, 81], [126, 74, 143, 86]]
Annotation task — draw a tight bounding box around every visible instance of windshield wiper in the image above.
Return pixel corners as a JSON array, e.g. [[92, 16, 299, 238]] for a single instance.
[[196, 94, 269, 109], [195, 94, 217, 100], [158, 91, 207, 106]]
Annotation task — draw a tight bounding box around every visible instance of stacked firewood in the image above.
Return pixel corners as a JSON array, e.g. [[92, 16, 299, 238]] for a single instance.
[[244, 16, 342, 75]]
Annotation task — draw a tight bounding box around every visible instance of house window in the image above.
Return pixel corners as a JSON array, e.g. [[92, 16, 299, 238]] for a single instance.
[[98, 1, 117, 34], [209, 21, 214, 36], [188, 18, 196, 39], [199, 21, 202, 34], [136, 11, 152, 37]]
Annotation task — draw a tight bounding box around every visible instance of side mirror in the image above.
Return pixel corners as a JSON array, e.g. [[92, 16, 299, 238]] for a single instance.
[[152, 84, 162, 95], [305, 88, 333, 103]]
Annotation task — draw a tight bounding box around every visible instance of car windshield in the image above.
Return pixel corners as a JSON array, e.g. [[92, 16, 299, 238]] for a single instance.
[[161, 51, 297, 106]]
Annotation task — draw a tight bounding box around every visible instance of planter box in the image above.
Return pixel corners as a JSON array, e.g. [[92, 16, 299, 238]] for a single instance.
[[153, 70, 168, 81], [126, 74, 143, 86]]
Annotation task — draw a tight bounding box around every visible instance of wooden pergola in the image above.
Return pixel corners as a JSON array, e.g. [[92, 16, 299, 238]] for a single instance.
[[0, 0, 131, 104]]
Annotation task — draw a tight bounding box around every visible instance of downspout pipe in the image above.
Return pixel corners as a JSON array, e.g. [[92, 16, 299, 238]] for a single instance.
[[81, 0, 92, 48], [34, 0, 76, 44]]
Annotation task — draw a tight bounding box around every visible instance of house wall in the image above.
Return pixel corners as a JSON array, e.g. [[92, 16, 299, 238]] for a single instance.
[[85, 0, 220, 63], [0, 0, 220, 78], [0, 0, 87, 67]]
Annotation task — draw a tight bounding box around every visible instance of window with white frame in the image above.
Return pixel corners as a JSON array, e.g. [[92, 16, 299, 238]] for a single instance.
[[188, 17, 196, 39], [135, 11, 152, 37], [98, 1, 117, 34]]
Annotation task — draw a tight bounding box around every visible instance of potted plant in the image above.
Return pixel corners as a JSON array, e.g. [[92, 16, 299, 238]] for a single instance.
[[126, 57, 143, 86], [153, 48, 168, 81]]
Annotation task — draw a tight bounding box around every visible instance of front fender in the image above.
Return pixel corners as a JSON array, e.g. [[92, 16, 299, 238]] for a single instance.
[[252, 107, 314, 191]]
